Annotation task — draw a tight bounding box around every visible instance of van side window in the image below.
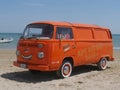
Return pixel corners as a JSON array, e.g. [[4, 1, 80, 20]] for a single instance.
[[56, 27, 73, 39], [94, 29, 109, 39]]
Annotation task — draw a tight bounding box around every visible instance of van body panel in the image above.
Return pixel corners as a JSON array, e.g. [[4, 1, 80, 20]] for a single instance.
[[13, 21, 114, 72]]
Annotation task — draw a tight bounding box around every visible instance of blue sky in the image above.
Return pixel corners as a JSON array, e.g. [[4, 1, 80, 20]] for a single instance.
[[0, 0, 120, 34]]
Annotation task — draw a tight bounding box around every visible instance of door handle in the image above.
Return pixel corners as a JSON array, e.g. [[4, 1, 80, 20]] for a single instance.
[[72, 45, 76, 49]]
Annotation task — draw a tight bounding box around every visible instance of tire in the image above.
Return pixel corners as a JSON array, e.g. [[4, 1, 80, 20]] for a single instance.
[[57, 61, 72, 78], [97, 57, 107, 70]]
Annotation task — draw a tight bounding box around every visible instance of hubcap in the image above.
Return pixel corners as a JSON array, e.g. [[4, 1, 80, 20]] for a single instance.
[[63, 65, 70, 75], [101, 59, 106, 67]]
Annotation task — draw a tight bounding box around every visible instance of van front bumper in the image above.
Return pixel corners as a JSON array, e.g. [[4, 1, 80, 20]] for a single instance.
[[13, 61, 50, 71]]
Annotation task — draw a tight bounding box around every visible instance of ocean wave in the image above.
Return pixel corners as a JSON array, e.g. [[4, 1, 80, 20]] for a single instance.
[[113, 47, 120, 50]]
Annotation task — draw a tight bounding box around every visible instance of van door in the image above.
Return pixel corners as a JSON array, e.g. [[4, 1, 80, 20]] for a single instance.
[[56, 27, 76, 63]]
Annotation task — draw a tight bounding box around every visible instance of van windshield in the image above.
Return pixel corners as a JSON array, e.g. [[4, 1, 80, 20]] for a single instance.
[[22, 24, 54, 39]]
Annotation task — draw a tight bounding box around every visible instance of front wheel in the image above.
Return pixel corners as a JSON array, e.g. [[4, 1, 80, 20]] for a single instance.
[[57, 61, 72, 78], [97, 57, 108, 70]]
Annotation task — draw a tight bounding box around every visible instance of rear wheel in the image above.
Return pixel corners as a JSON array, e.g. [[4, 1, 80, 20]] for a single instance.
[[57, 61, 72, 78], [97, 57, 107, 70]]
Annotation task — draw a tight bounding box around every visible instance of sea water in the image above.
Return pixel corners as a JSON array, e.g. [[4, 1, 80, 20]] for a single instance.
[[0, 33, 120, 50], [0, 33, 21, 49], [113, 34, 120, 50]]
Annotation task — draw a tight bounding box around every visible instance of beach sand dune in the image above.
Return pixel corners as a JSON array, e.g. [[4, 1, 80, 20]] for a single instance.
[[0, 49, 120, 90]]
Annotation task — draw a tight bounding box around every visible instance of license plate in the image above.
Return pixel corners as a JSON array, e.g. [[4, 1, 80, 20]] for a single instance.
[[20, 64, 27, 68]]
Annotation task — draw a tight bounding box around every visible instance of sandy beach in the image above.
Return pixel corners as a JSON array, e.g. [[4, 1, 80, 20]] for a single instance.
[[0, 49, 120, 90]]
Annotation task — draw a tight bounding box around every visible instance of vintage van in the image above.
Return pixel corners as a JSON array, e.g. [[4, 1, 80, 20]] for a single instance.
[[13, 21, 114, 78]]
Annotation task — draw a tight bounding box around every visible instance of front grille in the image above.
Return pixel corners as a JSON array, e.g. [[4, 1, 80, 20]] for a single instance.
[[19, 43, 38, 47]]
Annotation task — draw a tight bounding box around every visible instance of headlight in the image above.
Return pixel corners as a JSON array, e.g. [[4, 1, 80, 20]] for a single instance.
[[38, 52, 44, 59], [16, 50, 20, 56]]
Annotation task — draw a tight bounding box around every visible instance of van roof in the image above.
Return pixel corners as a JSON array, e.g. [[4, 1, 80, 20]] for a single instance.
[[31, 21, 108, 29]]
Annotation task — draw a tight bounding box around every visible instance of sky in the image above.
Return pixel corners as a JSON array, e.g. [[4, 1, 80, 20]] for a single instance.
[[0, 0, 120, 34]]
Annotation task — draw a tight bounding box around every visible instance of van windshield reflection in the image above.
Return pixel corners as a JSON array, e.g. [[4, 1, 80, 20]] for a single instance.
[[23, 24, 54, 39]]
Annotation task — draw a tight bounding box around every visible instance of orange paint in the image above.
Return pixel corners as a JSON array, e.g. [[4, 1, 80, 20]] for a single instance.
[[13, 21, 114, 77]]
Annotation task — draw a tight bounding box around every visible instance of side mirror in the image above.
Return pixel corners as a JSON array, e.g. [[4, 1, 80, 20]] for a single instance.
[[20, 35, 23, 39]]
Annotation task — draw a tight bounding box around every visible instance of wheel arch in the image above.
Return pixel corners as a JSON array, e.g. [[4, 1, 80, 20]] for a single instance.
[[99, 55, 110, 61], [57, 57, 74, 78], [62, 57, 74, 67]]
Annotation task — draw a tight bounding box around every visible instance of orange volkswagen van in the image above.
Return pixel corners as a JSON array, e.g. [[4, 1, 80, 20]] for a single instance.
[[13, 21, 114, 78]]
